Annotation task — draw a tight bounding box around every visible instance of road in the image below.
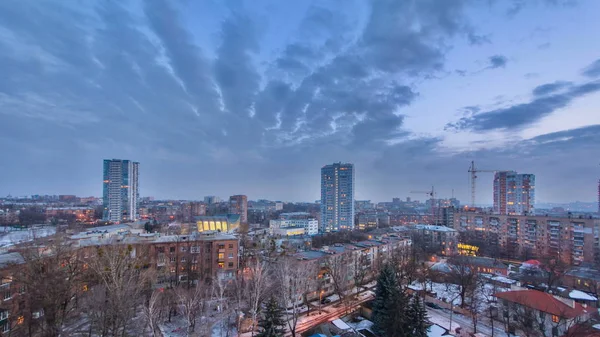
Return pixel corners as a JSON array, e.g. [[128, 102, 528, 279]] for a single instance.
[[426, 306, 509, 337], [294, 292, 374, 335]]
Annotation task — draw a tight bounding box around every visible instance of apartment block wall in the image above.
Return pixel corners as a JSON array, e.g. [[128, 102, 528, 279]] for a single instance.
[[454, 211, 600, 264]]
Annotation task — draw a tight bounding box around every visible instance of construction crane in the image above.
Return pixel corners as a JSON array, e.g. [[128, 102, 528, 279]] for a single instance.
[[410, 186, 437, 224], [468, 160, 505, 207]]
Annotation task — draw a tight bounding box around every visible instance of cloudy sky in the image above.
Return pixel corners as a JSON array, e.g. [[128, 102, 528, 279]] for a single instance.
[[1, 0, 599, 204]]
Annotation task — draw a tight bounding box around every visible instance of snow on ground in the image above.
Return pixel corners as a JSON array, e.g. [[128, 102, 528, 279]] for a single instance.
[[0, 226, 56, 248], [569, 289, 597, 301]]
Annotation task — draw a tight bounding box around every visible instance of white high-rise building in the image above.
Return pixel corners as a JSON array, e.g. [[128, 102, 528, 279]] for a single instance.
[[103, 159, 139, 223], [320, 162, 355, 232]]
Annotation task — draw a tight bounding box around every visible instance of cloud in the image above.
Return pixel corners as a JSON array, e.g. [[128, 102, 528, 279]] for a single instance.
[[488, 55, 508, 69], [468, 32, 491, 46], [446, 80, 600, 132], [532, 81, 572, 96], [582, 58, 600, 78]]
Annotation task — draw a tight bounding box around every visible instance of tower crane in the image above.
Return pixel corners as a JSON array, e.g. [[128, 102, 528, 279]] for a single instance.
[[410, 186, 437, 224], [468, 160, 505, 207]]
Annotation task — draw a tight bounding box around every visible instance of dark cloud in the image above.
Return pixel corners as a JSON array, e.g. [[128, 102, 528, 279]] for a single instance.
[[582, 58, 600, 78], [468, 32, 491, 46], [488, 55, 508, 69], [446, 80, 600, 132], [532, 81, 572, 96], [0, 0, 595, 203]]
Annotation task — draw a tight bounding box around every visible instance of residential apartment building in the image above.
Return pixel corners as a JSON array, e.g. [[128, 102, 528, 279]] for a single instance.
[[321, 163, 355, 232], [102, 159, 139, 223], [493, 171, 535, 215], [390, 224, 459, 256], [454, 210, 600, 264], [292, 236, 412, 303], [229, 195, 248, 223]]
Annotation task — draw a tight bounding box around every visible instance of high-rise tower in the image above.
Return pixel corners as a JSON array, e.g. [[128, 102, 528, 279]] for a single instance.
[[493, 171, 535, 215], [320, 162, 354, 232], [102, 159, 139, 223]]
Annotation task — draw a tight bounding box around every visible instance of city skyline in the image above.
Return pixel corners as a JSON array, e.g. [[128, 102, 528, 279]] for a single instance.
[[0, 1, 599, 203]]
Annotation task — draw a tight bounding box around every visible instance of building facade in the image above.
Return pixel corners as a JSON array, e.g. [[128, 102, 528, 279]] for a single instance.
[[228, 195, 248, 223], [454, 210, 600, 264], [270, 212, 319, 236], [102, 159, 139, 223], [320, 163, 355, 232], [493, 171, 535, 215]]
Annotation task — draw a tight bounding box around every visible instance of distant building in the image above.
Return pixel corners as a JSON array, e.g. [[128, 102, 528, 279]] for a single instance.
[[321, 162, 355, 232], [493, 171, 535, 215], [454, 210, 600, 264], [355, 200, 373, 212], [58, 195, 78, 202], [357, 210, 379, 230], [270, 212, 318, 235], [204, 196, 221, 204], [102, 159, 139, 223], [229, 195, 248, 223]]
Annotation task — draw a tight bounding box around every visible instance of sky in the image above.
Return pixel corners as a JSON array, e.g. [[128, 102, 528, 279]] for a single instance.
[[0, 0, 599, 204]]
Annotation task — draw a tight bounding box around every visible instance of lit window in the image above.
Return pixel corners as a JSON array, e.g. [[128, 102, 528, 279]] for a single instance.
[[17, 316, 24, 325], [552, 315, 559, 323], [83, 284, 88, 292]]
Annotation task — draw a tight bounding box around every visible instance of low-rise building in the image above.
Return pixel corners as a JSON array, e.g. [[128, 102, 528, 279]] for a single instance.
[[270, 212, 318, 235], [495, 289, 592, 337], [194, 214, 240, 233]]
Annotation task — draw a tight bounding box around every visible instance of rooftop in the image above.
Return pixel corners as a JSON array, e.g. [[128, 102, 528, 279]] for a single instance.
[[0, 252, 24, 268], [494, 289, 590, 318]]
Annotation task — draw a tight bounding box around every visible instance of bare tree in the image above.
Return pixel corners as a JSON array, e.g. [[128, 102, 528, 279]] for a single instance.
[[447, 256, 479, 308], [175, 281, 208, 335], [13, 235, 85, 337], [324, 253, 352, 313], [353, 252, 370, 295], [212, 275, 234, 337], [85, 243, 154, 336], [143, 289, 163, 337], [246, 258, 270, 336], [276, 258, 315, 337]]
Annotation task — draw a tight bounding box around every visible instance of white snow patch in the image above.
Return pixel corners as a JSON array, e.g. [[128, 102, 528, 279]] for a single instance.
[[569, 290, 597, 301]]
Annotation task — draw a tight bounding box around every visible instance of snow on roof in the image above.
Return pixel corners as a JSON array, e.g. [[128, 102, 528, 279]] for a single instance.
[[331, 319, 351, 330], [569, 290, 598, 301], [428, 324, 447, 337]]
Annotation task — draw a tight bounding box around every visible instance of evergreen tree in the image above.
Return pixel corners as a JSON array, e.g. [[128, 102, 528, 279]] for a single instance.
[[372, 264, 409, 337], [407, 294, 430, 337], [256, 296, 286, 337]]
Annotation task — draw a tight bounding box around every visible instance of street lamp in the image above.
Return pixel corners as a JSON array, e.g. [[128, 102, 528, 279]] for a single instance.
[[319, 290, 325, 315]]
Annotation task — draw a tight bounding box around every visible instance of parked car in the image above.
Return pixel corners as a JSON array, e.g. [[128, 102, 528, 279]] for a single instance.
[[321, 298, 332, 304], [425, 302, 443, 310]]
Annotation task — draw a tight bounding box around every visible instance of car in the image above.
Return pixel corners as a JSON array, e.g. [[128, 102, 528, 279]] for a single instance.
[[321, 298, 332, 304], [425, 302, 443, 310]]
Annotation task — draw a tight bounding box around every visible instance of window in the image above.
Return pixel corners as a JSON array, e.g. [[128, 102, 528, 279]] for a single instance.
[[170, 257, 176, 263], [180, 246, 187, 252], [157, 247, 165, 253], [228, 244, 233, 249], [83, 284, 88, 292], [3, 289, 11, 301], [190, 246, 200, 253], [218, 262, 224, 269], [169, 247, 175, 253], [552, 315, 559, 323], [0, 310, 8, 320], [228, 253, 234, 259], [218, 244, 225, 249], [17, 316, 23, 325], [218, 253, 225, 260], [1, 322, 8, 333], [181, 257, 186, 263], [228, 262, 234, 268]]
